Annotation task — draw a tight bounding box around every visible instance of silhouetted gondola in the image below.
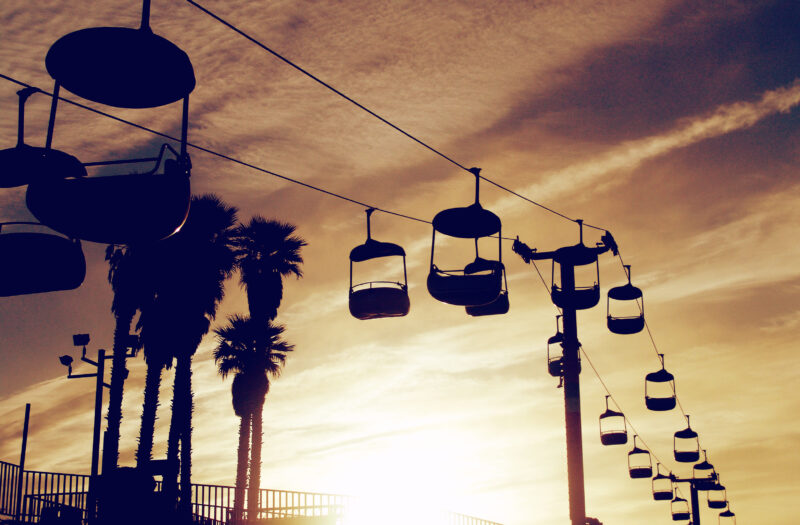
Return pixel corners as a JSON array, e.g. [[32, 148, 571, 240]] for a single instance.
[[628, 435, 653, 479], [550, 222, 600, 310], [349, 208, 410, 320], [645, 353, 677, 411], [719, 507, 736, 524], [427, 169, 505, 308], [547, 317, 564, 377], [599, 395, 628, 445], [0, 87, 85, 188], [693, 450, 717, 490], [707, 479, 728, 509], [45, 0, 195, 109], [0, 222, 85, 296], [671, 496, 691, 521], [652, 463, 674, 501], [607, 264, 644, 334], [674, 415, 700, 463]]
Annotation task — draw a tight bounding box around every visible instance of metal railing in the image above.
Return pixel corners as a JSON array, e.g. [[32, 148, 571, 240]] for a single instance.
[[0, 460, 502, 525]]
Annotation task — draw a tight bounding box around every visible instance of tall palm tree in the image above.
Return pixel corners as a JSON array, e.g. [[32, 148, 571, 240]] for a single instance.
[[213, 315, 293, 523], [153, 194, 238, 516], [103, 244, 149, 474], [134, 294, 174, 469], [232, 217, 305, 519]]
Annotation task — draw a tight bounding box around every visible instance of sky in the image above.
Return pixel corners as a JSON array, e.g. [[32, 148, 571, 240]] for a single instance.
[[1, 0, 799, 523]]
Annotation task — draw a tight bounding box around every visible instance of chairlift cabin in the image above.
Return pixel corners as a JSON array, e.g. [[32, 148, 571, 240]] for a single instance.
[[547, 317, 564, 377], [693, 450, 717, 490], [0, 87, 86, 189], [652, 464, 674, 501], [671, 496, 691, 521], [607, 264, 644, 334], [45, 0, 195, 109], [719, 508, 736, 525], [427, 169, 505, 308], [645, 353, 677, 411], [707, 480, 728, 509], [0, 222, 85, 296], [349, 208, 410, 320], [27, 143, 190, 245], [628, 435, 653, 479], [674, 415, 700, 463], [551, 221, 600, 310], [599, 395, 628, 445]]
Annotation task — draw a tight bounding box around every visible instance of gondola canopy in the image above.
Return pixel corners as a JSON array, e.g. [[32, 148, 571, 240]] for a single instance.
[[45, 0, 195, 108]]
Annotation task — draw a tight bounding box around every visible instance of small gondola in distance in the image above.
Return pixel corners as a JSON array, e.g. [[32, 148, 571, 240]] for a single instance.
[[348, 208, 410, 320]]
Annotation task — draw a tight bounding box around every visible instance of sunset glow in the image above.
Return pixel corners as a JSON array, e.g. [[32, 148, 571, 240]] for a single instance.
[[2, 1, 800, 524]]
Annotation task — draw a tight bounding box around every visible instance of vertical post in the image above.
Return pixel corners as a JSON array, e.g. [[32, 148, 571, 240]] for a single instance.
[[45, 82, 60, 150], [690, 482, 701, 525], [560, 263, 586, 525], [15, 403, 30, 521], [88, 349, 105, 525]]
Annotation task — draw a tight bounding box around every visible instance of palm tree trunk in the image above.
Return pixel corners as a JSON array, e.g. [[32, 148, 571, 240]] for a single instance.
[[136, 360, 163, 468], [247, 400, 265, 521], [233, 413, 251, 524], [163, 356, 185, 511], [178, 354, 194, 520], [103, 312, 133, 474]]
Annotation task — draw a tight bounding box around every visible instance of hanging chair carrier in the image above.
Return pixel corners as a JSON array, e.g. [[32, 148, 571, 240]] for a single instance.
[[599, 395, 628, 445], [349, 208, 410, 320], [674, 415, 700, 463], [627, 435, 653, 479], [719, 508, 736, 525], [607, 264, 644, 334], [707, 479, 728, 509], [671, 496, 691, 521], [0, 222, 85, 296], [645, 353, 677, 411], [0, 87, 86, 189], [692, 450, 717, 490], [427, 169, 505, 308], [551, 221, 600, 310], [44, 0, 195, 109], [547, 316, 564, 377], [652, 463, 674, 501]]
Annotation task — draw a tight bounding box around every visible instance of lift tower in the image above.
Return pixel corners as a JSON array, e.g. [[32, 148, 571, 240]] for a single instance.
[[514, 222, 616, 525]]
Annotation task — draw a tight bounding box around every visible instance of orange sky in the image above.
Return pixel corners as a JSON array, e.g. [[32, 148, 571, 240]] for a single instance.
[[2, 1, 800, 523]]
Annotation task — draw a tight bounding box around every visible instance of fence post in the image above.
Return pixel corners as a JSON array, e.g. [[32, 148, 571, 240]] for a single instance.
[[15, 403, 31, 521]]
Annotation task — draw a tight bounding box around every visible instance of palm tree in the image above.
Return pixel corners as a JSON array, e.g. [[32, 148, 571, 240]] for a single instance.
[[134, 294, 174, 469], [232, 217, 305, 519], [152, 194, 238, 516], [213, 315, 293, 523], [103, 244, 149, 474]]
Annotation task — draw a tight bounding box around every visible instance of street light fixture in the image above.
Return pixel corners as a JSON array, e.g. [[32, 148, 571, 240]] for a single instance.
[[59, 333, 111, 525]]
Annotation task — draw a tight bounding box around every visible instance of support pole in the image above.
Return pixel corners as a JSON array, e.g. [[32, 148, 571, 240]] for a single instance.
[[690, 482, 701, 525], [560, 263, 586, 525], [15, 403, 30, 521], [88, 349, 106, 524]]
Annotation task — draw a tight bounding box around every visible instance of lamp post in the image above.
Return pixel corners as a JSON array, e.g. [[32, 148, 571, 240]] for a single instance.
[[59, 333, 111, 524]]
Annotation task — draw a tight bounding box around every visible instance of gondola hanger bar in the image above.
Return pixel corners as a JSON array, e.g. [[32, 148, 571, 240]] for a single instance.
[[141, 0, 152, 32]]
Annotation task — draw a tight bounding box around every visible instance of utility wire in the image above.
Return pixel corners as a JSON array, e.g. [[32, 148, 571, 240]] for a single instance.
[[184, 0, 610, 233]]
